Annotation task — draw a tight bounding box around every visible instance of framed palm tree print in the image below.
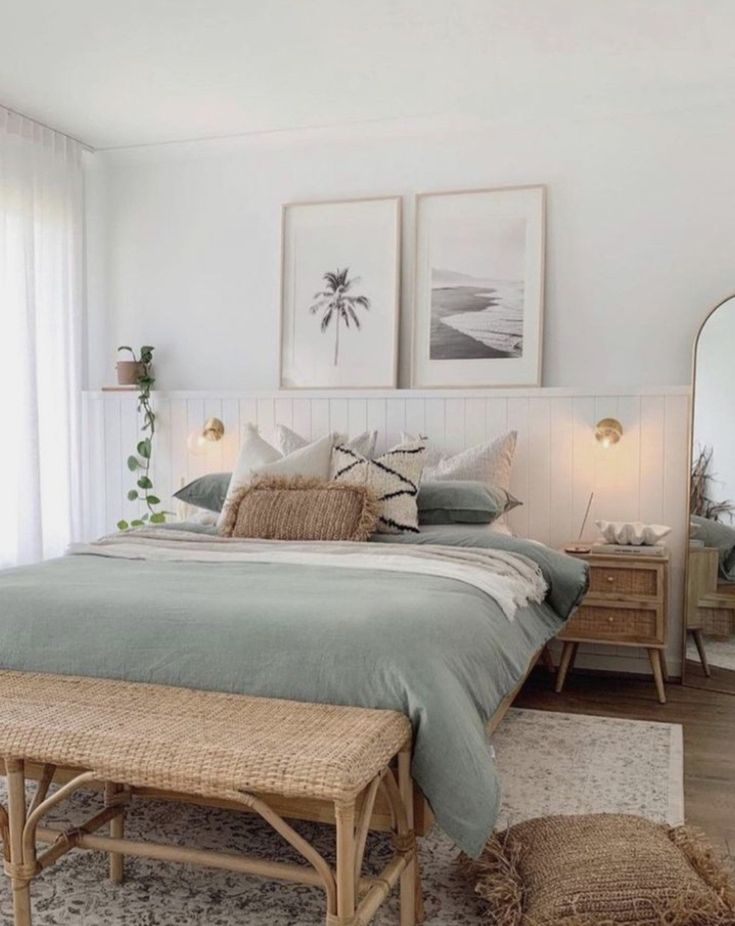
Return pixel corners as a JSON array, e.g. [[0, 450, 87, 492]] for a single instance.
[[411, 185, 545, 388], [280, 196, 401, 388]]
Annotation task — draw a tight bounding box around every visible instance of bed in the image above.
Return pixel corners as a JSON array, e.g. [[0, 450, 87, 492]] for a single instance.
[[0, 523, 586, 858]]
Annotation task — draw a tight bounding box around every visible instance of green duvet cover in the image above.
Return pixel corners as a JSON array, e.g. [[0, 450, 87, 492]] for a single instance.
[[0, 526, 587, 856]]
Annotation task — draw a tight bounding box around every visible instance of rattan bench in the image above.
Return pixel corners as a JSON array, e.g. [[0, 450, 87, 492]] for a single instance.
[[0, 671, 419, 926]]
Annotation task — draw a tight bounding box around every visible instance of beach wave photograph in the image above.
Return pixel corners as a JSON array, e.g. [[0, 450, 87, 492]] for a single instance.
[[430, 269, 524, 360], [413, 187, 544, 388], [428, 213, 528, 361]]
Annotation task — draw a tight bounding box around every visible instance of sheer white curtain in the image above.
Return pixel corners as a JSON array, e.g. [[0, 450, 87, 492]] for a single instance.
[[0, 106, 84, 567]]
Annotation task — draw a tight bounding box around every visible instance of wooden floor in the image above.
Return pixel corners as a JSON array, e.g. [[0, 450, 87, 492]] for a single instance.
[[684, 658, 735, 694], [516, 669, 735, 859]]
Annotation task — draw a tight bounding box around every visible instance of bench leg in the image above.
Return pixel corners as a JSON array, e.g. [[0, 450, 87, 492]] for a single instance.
[[334, 801, 356, 925], [6, 759, 32, 926], [105, 782, 125, 884], [398, 751, 420, 926], [11, 877, 31, 926]]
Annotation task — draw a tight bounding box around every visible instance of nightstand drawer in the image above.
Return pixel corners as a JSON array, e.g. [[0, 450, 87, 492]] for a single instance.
[[587, 564, 659, 599], [560, 603, 664, 644]]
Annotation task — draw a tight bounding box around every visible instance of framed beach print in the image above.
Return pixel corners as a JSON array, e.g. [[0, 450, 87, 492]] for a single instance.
[[280, 196, 401, 389], [412, 185, 545, 388]]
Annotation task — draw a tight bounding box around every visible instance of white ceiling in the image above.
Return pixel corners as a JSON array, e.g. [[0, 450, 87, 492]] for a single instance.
[[2, 0, 734, 150]]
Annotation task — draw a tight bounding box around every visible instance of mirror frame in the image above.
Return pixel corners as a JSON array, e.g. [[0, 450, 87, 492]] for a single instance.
[[682, 291, 735, 688]]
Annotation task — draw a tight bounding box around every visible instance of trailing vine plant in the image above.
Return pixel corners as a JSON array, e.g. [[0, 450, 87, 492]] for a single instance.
[[116, 345, 168, 530]]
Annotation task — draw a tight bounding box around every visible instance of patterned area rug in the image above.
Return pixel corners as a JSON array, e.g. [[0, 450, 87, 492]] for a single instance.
[[0, 708, 683, 925]]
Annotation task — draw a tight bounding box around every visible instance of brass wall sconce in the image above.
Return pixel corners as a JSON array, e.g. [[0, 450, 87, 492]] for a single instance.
[[187, 417, 225, 452], [595, 417, 623, 448], [201, 417, 225, 442]]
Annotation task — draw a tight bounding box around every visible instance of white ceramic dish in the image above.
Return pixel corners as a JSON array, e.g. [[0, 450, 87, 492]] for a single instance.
[[595, 520, 671, 546]]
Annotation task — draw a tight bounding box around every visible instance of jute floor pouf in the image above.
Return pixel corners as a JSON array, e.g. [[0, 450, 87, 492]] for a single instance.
[[466, 814, 735, 926]]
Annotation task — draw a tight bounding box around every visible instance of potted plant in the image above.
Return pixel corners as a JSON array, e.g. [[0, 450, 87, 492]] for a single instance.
[[116, 345, 168, 530], [116, 352, 146, 386]]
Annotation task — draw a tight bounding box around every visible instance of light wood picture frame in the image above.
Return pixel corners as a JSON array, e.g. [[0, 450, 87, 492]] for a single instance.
[[279, 196, 401, 389], [411, 185, 546, 388]]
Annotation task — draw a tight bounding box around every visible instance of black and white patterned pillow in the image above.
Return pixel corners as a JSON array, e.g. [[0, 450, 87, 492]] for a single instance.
[[331, 439, 426, 534]]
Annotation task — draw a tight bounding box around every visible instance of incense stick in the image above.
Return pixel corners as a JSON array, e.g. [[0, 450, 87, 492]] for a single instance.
[[578, 491, 594, 541]]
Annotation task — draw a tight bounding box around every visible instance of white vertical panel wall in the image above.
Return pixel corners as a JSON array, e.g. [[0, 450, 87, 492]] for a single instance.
[[82, 387, 690, 677]]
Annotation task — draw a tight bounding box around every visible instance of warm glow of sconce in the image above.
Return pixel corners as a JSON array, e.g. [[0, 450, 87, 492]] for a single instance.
[[595, 417, 623, 448], [187, 417, 225, 452]]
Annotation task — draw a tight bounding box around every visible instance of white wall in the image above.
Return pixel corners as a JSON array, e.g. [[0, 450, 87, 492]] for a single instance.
[[85, 103, 735, 391]]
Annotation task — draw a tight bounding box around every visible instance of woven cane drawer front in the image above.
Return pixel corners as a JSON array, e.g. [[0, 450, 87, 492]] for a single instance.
[[700, 608, 735, 637], [560, 604, 663, 644], [587, 564, 659, 598]]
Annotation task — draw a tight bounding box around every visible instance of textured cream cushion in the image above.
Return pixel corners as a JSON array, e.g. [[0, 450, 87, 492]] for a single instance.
[[218, 426, 337, 527], [276, 425, 377, 459], [332, 439, 426, 534], [403, 430, 518, 534], [220, 476, 378, 541], [404, 430, 517, 493]]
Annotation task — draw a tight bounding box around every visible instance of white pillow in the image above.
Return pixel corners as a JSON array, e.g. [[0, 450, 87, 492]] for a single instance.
[[256, 431, 337, 481], [217, 425, 282, 527], [218, 426, 337, 528], [276, 424, 377, 459], [332, 438, 426, 534], [402, 430, 517, 493]]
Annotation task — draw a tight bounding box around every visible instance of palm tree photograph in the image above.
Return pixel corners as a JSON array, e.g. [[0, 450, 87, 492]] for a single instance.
[[308, 268, 370, 366], [280, 196, 400, 388]]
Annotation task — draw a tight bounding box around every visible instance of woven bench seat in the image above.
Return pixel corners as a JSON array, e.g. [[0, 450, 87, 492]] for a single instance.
[[0, 670, 419, 926], [0, 671, 411, 803]]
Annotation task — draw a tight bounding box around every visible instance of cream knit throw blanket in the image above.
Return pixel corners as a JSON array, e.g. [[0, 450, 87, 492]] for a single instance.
[[71, 530, 548, 622]]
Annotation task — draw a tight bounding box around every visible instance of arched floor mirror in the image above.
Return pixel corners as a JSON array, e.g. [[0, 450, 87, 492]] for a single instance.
[[684, 293, 735, 692]]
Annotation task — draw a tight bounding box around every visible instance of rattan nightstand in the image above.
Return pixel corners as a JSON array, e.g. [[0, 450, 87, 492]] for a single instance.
[[556, 548, 670, 703]]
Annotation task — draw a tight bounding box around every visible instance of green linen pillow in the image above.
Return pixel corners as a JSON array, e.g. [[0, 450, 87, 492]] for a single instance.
[[173, 472, 231, 512], [176, 475, 521, 525], [417, 480, 520, 526]]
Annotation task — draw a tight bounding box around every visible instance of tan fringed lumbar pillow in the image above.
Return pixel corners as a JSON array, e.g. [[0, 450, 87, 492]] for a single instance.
[[467, 814, 735, 925], [219, 475, 378, 541]]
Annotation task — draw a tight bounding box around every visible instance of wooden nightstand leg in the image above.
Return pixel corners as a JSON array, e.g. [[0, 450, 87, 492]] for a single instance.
[[555, 642, 578, 693], [691, 630, 711, 677], [647, 648, 667, 704], [659, 650, 669, 682]]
